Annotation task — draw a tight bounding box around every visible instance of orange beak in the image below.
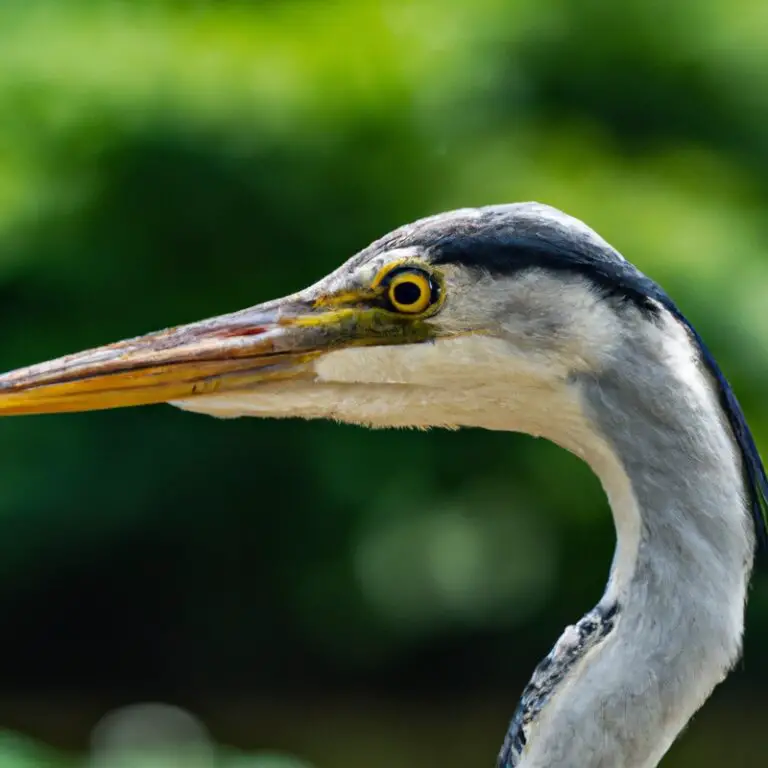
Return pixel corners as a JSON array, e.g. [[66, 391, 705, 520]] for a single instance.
[[0, 293, 432, 416], [0, 303, 321, 415]]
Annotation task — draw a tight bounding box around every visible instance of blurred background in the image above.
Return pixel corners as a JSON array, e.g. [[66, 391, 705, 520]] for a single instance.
[[0, 0, 766, 765]]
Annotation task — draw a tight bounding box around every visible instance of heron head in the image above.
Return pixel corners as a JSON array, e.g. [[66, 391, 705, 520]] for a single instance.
[[0, 203, 650, 436]]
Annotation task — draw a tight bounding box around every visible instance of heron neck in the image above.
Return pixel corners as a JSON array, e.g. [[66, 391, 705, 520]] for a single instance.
[[502, 340, 755, 768]]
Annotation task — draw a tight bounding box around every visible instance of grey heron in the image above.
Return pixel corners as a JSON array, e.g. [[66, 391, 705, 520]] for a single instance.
[[0, 203, 764, 768]]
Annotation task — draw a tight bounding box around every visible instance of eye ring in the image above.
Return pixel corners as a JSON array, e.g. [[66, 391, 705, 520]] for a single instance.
[[386, 268, 435, 314]]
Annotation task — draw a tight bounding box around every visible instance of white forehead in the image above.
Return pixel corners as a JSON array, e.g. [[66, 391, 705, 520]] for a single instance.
[[431, 203, 619, 255], [512, 202, 615, 247], [300, 247, 422, 298], [302, 202, 623, 297]]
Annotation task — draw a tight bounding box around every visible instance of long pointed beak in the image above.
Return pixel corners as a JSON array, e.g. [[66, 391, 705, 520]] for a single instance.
[[0, 297, 428, 416]]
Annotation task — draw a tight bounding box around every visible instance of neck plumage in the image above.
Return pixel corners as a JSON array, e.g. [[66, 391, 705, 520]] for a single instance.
[[499, 324, 756, 768]]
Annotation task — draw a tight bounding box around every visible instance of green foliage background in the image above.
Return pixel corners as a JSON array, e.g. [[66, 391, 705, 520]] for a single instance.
[[0, 0, 766, 765]]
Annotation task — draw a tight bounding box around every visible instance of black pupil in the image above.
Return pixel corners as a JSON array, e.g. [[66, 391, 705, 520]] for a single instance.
[[393, 280, 424, 306]]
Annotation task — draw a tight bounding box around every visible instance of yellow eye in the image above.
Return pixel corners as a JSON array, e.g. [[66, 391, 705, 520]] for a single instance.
[[386, 269, 434, 314]]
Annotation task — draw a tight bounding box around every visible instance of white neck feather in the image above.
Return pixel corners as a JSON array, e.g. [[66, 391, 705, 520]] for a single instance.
[[507, 314, 755, 768]]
